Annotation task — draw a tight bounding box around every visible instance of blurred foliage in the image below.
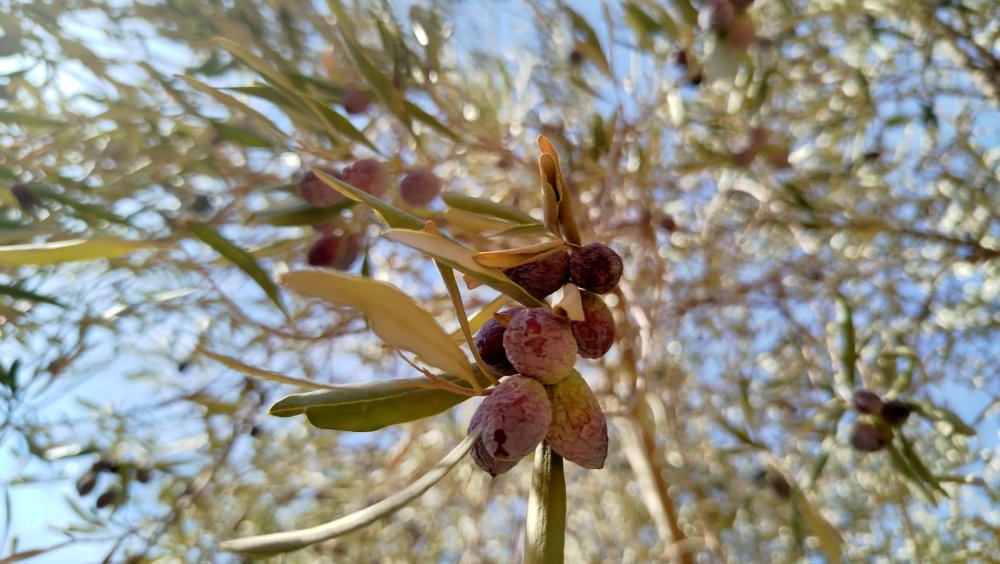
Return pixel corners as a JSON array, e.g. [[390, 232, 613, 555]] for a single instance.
[[1, 0, 998, 561]]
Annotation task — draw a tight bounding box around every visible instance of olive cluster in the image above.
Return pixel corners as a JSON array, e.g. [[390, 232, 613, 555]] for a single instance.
[[75, 456, 153, 510], [466, 243, 623, 476], [850, 389, 913, 452]]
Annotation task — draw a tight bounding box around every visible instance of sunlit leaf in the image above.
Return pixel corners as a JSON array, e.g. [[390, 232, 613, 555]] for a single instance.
[[553, 282, 584, 322], [472, 240, 567, 269], [443, 208, 523, 234], [280, 270, 475, 383], [0, 238, 159, 266]]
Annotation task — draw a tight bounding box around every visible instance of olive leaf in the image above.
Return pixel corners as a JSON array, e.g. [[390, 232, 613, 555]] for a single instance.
[[314, 168, 425, 230], [537, 135, 582, 246], [382, 228, 546, 307], [198, 348, 341, 391], [281, 269, 475, 385], [269, 369, 492, 431], [442, 192, 538, 224], [450, 294, 507, 341], [472, 240, 568, 269], [444, 208, 526, 235], [188, 221, 287, 316], [0, 238, 160, 266], [794, 494, 844, 562], [553, 282, 585, 322]]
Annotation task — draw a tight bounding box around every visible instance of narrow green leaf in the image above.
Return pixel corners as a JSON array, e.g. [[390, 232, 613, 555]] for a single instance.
[[210, 120, 274, 148], [910, 400, 976, 436], [885, 443, 937, 503], [313, 169, 424, 230], [564, 6, 611, 75], [524, 443, 566, 564], [269, 370, 492, 431], [30, 186, 131, 226], [0, 541, 74, 563], [0, 283, 64, 307], [199, 348, 341, 391], [215, 38, 297, 92], [898, 434, 949, 497], [714, 416, 763, 448], [0, 218, 30, 230], [806, 436, 835, 489], [0, 238, 159, 266], [250, 200, 354, 227], [403, 100, 460, 141], [0, 110, 66, 127], [226, 85, 295, 108], [187, 221, 286, 315], [302, 96, 379, 152], [176, 75, 284, 136], [221, 429, 481, 555], [835, 293, 858, 388], [327, 1, 406, 115], [623, 3, 659, 38], [441, 192, 538, 224]]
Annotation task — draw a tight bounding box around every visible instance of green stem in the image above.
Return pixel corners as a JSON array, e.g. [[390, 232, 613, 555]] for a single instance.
[[524, 443, 566, 564]]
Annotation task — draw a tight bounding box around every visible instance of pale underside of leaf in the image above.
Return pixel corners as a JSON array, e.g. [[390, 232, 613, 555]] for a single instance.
[[553, 282, 585, 322], [280, 270, 474, 383], [472, 239, 568, 269], [537, 135, 582, 246], [0, 238, 160, 266]]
